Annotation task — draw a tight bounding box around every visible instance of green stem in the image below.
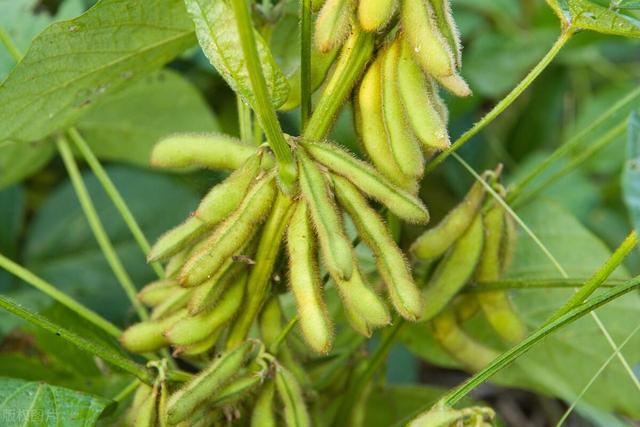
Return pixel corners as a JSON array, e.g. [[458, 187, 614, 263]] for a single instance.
[[467, 278, 624, 291], [304, 29, 374, 141], [225, 192, 296, 348], [56, 136, 149, 321], [166, 369, 194, 382], [0, 294, 151, 383], [68, 128, 165, 279], [545, 230, 637, 325], [230, 0, 296, 188], [0, 27, 22, 62], [300, 0, 312, 130], [237, 95, 254, 145], [426, 30, 573, 173], [113, 379, 140, 402], [270, 314, 299, 354], [0, 253, 121, 337]]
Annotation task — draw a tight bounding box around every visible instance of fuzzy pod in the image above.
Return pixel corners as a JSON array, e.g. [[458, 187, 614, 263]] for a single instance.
[[210, 371, 263, 407], [355, 54, 415, 191], [252, 381, 277, 427], [397, 37, 450, 151], [381, 39, 424, 178], [150, 132, 257, 171], [410, 179, 485, 260], [429, 0, 462, 68], [281, 47, 339, 111], [138, 280, 179, 307], [275, 366, 311, 427], [430, 307, 499, 372], [149, 286, 191, 320], [133, 385, 157, 427], [173, 326, 223, 357], [179, 174, 276, 287], [123, 384, 153, 426], [421, 214, 484, 321], [358, 0, 397, 32], [434, 72, 472, 97], [287, 202, 334, 353], [119, 309, 187, 354], [401, 0, 455, 78], [147, 217, 206, 263], [166, 340, 260, 424], [315, 0, 354, 53], [298, 151, 353, 281], [187, 262, 243, 315], [165, 273, 246, 346], [333, 176, 423, 320], [301, 141, 429, 224], [164, 249, 189, 278]]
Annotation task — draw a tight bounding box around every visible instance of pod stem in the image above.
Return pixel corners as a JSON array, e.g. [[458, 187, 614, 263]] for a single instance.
[[230, 0, 297, 190], [300, 0, 312, 130]]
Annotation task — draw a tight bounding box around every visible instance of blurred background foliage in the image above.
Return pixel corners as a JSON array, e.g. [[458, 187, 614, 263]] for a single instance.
[[0, 0, 639, 426]]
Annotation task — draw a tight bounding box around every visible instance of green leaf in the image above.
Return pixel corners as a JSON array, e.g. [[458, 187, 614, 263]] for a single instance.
[[76, 69, 220, 167], [0, 140, 54, 189], [0, 0, 196, 144], [623, 111, 640, 239], [184, 0, 290, 108], [546, 0, 640, 37], [0, 377, 111, 426]]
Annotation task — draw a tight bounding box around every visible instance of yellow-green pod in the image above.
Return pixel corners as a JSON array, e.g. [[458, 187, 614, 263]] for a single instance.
[[381, 39, 424, 179], [281, 47, 339, 111], [157, 381, 168, 427], [301, 141, 429, 224], [123, 384, 152, 426], [149, 286, 191, 320], [166, 340, 260, 424], [252, 381, 276, 427], [133, 386, 157, 427], [287, 201, 334, 354], [410, 179, 485, 261], [428, 0, 461, 68], [166, 273, 246, 346], [119, 309, 187, 354], [401, 0, 455, 78], [358, 0, 397, 32], [298, 151, 353, 280], [356, 55, 415, 191], [210, 371, 262, 407], [173, 326, 222, 357], [150, 132, 257, 171], [312, 0, 327, 11], [333, 176, 423, 320], [179, 174, 276, 287], [396, 38, 449, 151], [187, 263, 243, 315], [147, 217, 206, 262], [430, 307, 499, 372], [435, 72, 471, 97], [138, 280, 179, 307], [275, 366, 311, 427], [165, 249, 189, 278], [315, 0, 353, 53], [421, 214, 483, 321]]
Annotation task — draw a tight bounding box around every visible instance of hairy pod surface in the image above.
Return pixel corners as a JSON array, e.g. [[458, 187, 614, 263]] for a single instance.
[[435, 72, 472, 97], [147, 217, 206, 262], [333, 176, 423, 320], [401, 0, 455, 78], [381, 40, 424, 178], [138, 280, 179, 307], [358, 0, 397, 32], [150, 133, 256, 171], [275, 366, 311, 427], [149, 286, 191, 320], [252, 381, 277, 427], [123, 384, 152, 426], [429, 0, 461, 68], [411, 179, 485, 260], [133, 386, 157, 427], [397, 38, 450, 151], [166, 340, 259, 424], [166, 273, 246, 346], [187, 262, 243, 315], [210, 371, 262, 407], [355, 54, 414, 190], [298, 151, 353, 280], [302, 141, 429, 223], [179, 174, 276, 287], [164, 249, 189, 278], [120, 309, 186, 353], [287, 201, 333, 353], [315, 0, 353, 53], [421, 214, 484, 321]]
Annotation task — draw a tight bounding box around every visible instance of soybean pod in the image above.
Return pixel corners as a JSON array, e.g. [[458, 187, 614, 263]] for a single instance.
[[119, 309, 187, 353], [275, 365, 311, 427], [315, 0, 353, 53], [358, 0, 397, 32], [252, 381, 277, 427]]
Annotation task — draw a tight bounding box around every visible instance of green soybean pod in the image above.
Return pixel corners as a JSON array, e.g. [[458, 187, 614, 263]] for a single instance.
[[166, 340, 259, 424], [410, 179, 485, 261], [149, 286, 191, 320], [396, 38, 449, 151], [401, 0, 454, 78], [187, 262, 242, 315], [179, 174, 276, 287], [358, 0, 397, 32], [150, 132, 257, 171], [430, 307, 499, 372], [428, 0, 461, 68], [281, 47, 339, 111], [147, 217, 206, 262], [333, 176, 423, 320], [165, 273, 246, 346], [210, 371, 262, 407], [315, 0, 353, 53], [355, 54, 415, 191], [119, 309, 187, 354], [382, 39, 424, 179], [157, 381, 168, 427], [435, 72, 472, 97], [421, 214, 483, 321], [287, 201, 334, 354], [165, 249, 189, 278], [138, 280, 179, 307], [275, 366, 311, 427], [298, 151, 353, 280], [252, 381, 277, 427], [133, 386, 157, 427], [173, 325, 223, 357], [123, 384, 152, 426], [301, 141, 429, 224]]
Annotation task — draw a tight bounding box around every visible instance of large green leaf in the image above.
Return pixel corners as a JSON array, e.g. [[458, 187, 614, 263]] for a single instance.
[[0, 377, 110, 426], [0, 0, 196, 144], [184, 0, 290, 108], [0, 140, 54, 189], [546, 0, 640, 37], [623, 111, 640, 238], [76, 69, 220, 166]]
